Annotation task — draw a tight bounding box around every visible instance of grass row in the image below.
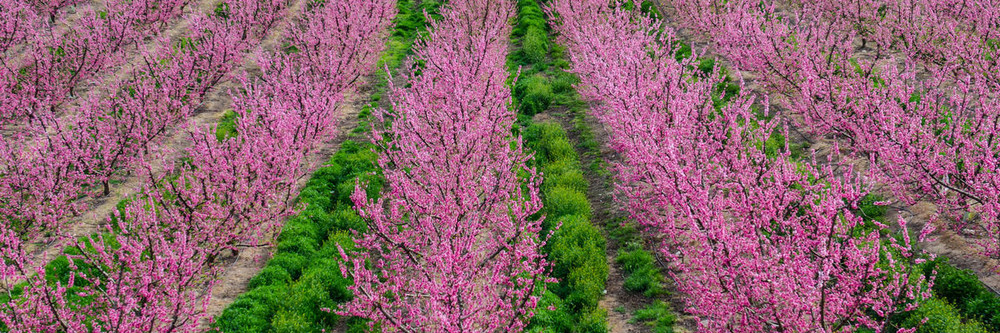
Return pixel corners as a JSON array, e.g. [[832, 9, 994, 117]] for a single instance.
[[511, 0, 633, 332], [210, 0, 442, 331], [554, 47, 675, 331], [523, 122, 609, 333]]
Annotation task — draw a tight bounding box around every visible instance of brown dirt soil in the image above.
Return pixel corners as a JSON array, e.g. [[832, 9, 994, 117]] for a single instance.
[[890, 202, 1000, 293]]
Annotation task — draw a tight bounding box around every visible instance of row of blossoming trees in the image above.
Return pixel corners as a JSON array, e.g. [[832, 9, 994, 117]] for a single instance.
[[337, 0, 552, 330], [0, 0, 188, 126], [314, 0, 1000, 330], [0, 0, 284, 244], [544, 0, 946, 332], [0, 0, 395, 330]]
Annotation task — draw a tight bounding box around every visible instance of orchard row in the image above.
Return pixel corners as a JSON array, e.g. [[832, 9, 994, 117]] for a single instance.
[[0, 0, 392, 330]]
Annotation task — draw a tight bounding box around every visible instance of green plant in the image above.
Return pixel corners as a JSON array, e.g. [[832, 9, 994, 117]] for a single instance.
[[271, 310, 313, 333], [933, 261, 987, 304], [631, 301, 675, 333], [524, 122, 578, 164], [548, 214, 608, 311], [215, 110, 239, 141], [514, 1, 546, 37], [616, 245, 665, 296], [966, 294, 1000, 331], [900, 298, 989, 333], [552, 71, 578, 95], [519, 26, 549, 65], [542, 164, 588, 193], [544, 186, 591, 220], [924, 259, 1000, 332], [516, 74, 554, 116], [247, 266, 293, 289]]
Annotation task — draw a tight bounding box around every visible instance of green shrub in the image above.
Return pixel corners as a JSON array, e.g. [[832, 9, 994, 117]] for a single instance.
[[279, 217, 321, 242], [277, 266, 342, 328], [247, 266, 293, 289], [297, 187, 331, 211], [538, 140, 576, 166], [306, 165, 340, 189], [933, 261, 987, 304], [631, 301, 675, 333], [336, 171, 382, 204], [514, 3, 546, 37], [616, 245, 665, 296], [552, 71, 579, 95], [577, 309, 609, 333], [515, 75, 553, 116], [215, 285, 287, 332], [926, 259, 1000, 331], [545, 186, 591, 220], [215, 110, 239, 141], [549, 215, 608, 312], [900, 298, 989, 333], [623, 267, 664, 297], [272, 310, 313, 333], [966, 294, 1000, 331], [519, 26, 549, 65], [300, 208, 335, 236], [616, 244, 655, 273], [697, 58, 716, 74], [330, 208, 366, 232], [524, 122, 577, 164], [857, 194, 889, 222], [527, 292, 575, 332], [277, 236, 318, 258], [269, 253, 309, 280], [639, 0, 661, 19], [543, 166, 588, 193], [528, 292, 608, 333], [214, 306, 271, 333]]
